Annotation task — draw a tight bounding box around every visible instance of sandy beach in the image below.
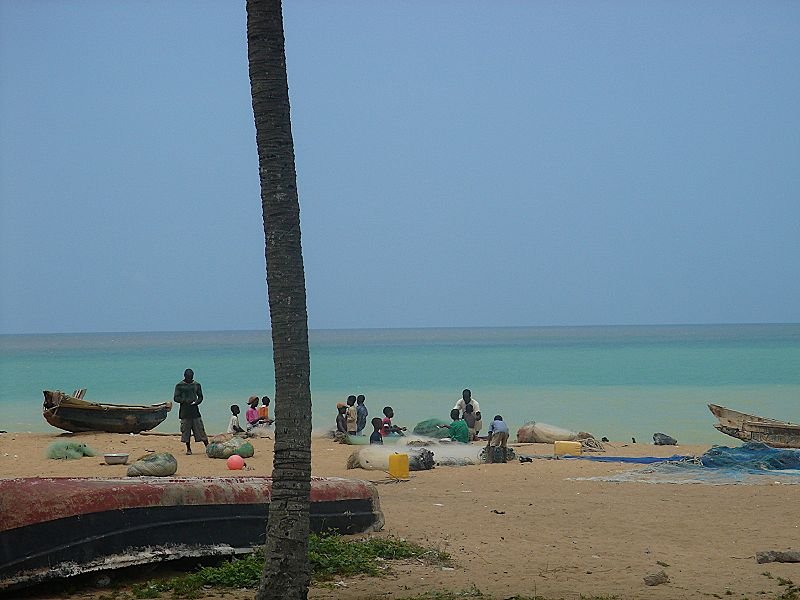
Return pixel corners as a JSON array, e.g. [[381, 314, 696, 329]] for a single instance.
[[1, 431, 798, 600]]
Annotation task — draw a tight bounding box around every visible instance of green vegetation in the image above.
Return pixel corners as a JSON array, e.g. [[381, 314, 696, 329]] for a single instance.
[[122, 534, 449, 599], [776, 577, 800, 600], [310, 532, 448, 580]]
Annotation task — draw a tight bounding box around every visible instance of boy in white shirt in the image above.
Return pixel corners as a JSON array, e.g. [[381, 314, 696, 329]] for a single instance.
[[227, 405, 245, 434]]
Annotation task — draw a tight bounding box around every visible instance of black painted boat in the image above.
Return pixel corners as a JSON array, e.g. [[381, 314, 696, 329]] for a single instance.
[[42, 390, 171, 433], [0, 476, 384, 590]]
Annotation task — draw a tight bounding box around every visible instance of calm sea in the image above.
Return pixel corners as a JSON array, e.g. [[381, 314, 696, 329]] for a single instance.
[[1, 324, 798, 444]]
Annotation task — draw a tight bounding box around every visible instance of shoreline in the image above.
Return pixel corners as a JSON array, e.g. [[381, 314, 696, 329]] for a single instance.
[[2, 431, 799, 599]]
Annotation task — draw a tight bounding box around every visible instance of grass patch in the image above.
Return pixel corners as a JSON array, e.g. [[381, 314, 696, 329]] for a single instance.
[[310, 533, 447, 580], [127, 533, 449, 598]]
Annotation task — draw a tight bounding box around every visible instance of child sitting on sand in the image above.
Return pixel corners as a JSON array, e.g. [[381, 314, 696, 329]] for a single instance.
[[257, 396, 274, 425], [381, 406, 407, 436], [369, 417, 384, 444], [439, 408, 470, 443], [245, 396, 267, 430], [227, 405, 245, 434]]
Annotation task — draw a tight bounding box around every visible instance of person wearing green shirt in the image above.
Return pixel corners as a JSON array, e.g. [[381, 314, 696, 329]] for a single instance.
[[439, 408, 470, 443]]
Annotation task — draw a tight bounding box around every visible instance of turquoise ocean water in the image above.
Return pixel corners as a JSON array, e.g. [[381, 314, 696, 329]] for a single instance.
[[1, 324, 798, 444]]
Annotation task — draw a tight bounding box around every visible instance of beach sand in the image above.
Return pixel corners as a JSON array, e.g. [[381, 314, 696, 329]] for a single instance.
[[1, 431, 797, 599]]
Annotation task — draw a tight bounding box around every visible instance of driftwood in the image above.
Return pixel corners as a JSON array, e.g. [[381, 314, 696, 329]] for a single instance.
[[756, 550, 800, 564]]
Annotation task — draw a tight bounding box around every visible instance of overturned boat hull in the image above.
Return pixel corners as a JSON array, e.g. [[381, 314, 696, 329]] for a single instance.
[[708, 404, 800, 449], [0, 476, 383, 590], [42, 390, 171, 434]]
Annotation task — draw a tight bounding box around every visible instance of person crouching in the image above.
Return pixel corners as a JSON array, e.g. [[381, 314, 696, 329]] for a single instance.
[[486, 415, 510, 463]]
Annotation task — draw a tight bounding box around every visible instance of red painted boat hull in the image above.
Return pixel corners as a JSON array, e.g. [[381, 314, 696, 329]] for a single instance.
[[0, 476, 383, 590]]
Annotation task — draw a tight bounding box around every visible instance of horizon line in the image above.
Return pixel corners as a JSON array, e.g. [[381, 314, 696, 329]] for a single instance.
[[2, 321, 799, 337]]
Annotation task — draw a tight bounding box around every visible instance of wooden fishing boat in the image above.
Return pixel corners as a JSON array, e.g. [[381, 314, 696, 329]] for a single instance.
[[42, 389, 171, 433], [0, 476, 384, 590], [708, 404, 800, 448]]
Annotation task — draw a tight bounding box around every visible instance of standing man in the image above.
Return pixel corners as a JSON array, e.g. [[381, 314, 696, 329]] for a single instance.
[[355, 394, 368, 436], [453, 389, 482, 438], [174, 368, 208, 455], [345, 395, 358, 436]]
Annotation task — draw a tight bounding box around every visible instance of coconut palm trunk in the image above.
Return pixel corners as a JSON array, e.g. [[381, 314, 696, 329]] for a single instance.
[[246, 1, 312, 599]]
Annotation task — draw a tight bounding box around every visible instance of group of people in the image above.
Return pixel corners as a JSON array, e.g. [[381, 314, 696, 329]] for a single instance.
[[334, 396, 408, 444], [335, 394, 369, 436], [176, 370, 508, 460], [442, 389, 509, 461], [333, 388, 509, 458], [227, 395, 274, 435], [173, 368, 274, 455]]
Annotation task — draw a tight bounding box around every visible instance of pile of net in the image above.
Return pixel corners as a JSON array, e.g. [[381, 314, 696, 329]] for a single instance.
[[206, 436, 255, 459], [127, 452, 178, 477], [700, 442, 800, 470], [412, 418, 449, 438], [45, 440, 97, 460], [516, 421, 596, 444], [479, 446, 517, 463], [248, 425, 272, 438], [346, 437, 486, 470], [570, 443, 800, 486], [347, 447, 435, 471]]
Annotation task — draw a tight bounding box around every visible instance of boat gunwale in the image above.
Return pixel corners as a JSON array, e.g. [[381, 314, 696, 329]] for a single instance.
[[43, 391, 172, 413]]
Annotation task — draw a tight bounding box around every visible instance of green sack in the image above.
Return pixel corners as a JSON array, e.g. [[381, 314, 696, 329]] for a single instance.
[[127, 452, 178, 477], [206, 437, 255, 459], [412, 418, 449, 438]]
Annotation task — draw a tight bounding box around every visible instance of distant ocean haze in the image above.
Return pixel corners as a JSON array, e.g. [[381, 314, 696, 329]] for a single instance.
[[1, 324, 798, 445]]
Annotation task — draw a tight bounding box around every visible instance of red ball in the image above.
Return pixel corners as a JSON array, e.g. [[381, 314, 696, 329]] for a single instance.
[[226, 454, 245, 470]]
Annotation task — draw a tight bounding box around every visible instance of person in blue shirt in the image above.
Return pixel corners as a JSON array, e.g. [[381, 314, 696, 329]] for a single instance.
[[369, 417, 384, 445], [355, 394, 368, 436], [486, 415, 510, 463]]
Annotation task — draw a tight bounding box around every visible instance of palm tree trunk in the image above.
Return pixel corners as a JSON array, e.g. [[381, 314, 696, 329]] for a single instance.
[[246, 1, 312, 599]]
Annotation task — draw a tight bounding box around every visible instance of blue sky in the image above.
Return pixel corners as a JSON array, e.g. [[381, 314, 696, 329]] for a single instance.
[[1, 1, 798, 334]]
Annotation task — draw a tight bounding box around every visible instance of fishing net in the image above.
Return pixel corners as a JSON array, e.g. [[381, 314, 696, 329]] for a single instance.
[[45, 440, 97, 460], [412, 418, 449, 438], [206, 437, 255, 459], [127, 452, 178, 477], [479, 446, 517, 463], [569, 443, 800, 486], [346, 446, 436, 471], [410, 448, 436, 470], [699, 442, 800, 470]]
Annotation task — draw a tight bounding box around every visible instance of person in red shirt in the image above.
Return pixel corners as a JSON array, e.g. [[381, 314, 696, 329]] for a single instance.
[[380, 406, 407, 436]]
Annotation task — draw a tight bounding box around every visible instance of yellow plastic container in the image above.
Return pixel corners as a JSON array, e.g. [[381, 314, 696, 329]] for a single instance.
[[554, 440, 582, 456], [388, 453, 410, 479]]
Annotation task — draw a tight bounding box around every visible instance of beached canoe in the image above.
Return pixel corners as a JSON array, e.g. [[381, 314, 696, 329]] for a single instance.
[[0, 476, 384, 590], [42, 390, 171, 433], [708, 404, 800, 448]]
